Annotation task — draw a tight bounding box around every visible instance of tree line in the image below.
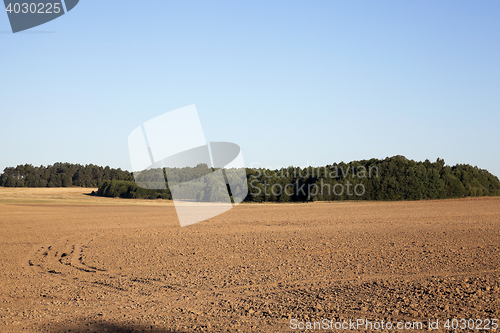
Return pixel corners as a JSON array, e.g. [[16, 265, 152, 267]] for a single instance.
[[2, 156, 500, 202], [245, 156, 500, 202], [96, 156, 500, 201], [0, 163, 133, 188]]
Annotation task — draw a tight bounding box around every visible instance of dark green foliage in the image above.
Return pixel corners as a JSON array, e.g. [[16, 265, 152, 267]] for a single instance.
[[244, 156, 500, 202], [0, 163, 133, 188], [94, 156, 500, 202], [3, 157, 499, 202], [96, 180, 171, 199]]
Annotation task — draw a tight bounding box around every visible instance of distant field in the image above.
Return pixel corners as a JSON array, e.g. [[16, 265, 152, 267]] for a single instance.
[[0, 188, 499, 332], [0, 187, 174, 206]]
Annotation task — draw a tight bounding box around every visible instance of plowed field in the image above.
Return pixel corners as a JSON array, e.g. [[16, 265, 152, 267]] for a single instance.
[[1, 188, 499, 332]]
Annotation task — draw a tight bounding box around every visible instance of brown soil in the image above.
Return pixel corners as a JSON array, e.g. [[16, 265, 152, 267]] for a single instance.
[[0, 188, 499, 332]]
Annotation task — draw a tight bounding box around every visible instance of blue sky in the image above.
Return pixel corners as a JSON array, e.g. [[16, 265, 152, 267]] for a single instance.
[[1, 1, 499, 176]]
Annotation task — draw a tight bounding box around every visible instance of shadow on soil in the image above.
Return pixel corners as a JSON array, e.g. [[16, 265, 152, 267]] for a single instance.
[[49, 321, 189, 333]]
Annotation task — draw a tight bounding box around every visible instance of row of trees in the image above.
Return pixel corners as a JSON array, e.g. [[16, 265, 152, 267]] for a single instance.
[[0, 163, 133, 188], [3, 157, 500, 202], [96, 156, 500, 202], [245, 156, 500, 202], [96, 164, 236, 201], [96, 180, 170, 199]]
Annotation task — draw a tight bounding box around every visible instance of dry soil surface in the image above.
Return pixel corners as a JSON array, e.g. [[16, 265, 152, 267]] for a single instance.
[[0, 188, 499, 332]]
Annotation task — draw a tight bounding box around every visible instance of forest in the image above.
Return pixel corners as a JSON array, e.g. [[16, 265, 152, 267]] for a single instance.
[[2, 156, 500, 202], [243, 156, 500, 202], [0, 163, 133, 188]]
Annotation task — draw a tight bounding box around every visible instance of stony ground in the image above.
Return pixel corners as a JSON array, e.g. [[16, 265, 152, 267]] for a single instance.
[[0, 188, 499, 332]]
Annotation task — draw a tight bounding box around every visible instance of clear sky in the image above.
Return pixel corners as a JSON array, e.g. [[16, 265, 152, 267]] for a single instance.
[[1, 1, 499, 176]]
